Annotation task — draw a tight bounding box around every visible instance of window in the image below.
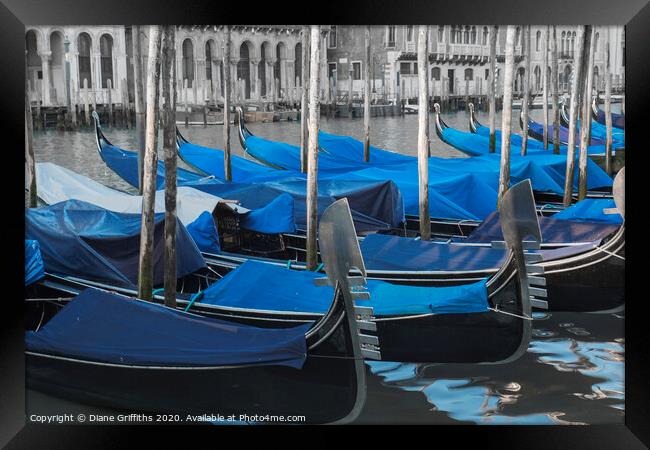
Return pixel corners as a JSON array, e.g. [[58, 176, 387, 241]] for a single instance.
[[386, 26, 396, 47], [99, 34, 113, 89], [483, 27, 489, 45], [450, 26, 456, 44], [464, 26, 469, 44], [515, 27, 521, 46], [295, 43, 302, 84], [328, 26, 337, 48], [485, 68, 489, 80], [205, 42, 212, 82], [352, 61, 361, 80], [431, 67, 440, 80], [328, 62, 337, 79], [413, 62, 418, 74], [536, 30, 541, 52], [182, 38, 195, 88], [77, 32, 92, 88], [464, 68, 473, 80], [438, 26, 444, 43], [471, 26, 477, 44], [399, 61, 411, 75], [406, 26, 414, 42]]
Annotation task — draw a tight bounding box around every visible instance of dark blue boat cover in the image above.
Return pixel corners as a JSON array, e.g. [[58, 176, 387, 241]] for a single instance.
[[25, 200, 206, 288], [25, 239, 45, 286], [199, 260, 489, 316], [25, 288, 309, 368], [240, 192, 296, 234], [461, 211, 621, 244], [186, 211, 221, 254], [475, 124, 564, 151], [101, 141, 403, 233], [360, 234, 507, 271], [588, 120, 625, 144], [594, 107, 624, 129], [552, 198, 623, 224]]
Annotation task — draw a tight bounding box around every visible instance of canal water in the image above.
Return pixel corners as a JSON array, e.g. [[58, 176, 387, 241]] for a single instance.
[[28, 107, 624, 425]]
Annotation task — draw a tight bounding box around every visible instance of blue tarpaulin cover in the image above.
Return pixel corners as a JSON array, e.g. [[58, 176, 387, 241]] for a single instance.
[[360, 233, 507, 271], [244, 132, 613, 199], [240, 192, 296, 234], [25, 239, 45, 286], [460, 211, 621, 244], [101, 141, 404, 233], [25, 288, 309, 368], [594, 107, 624, 129], [199, 260, 489, 316], [319, 131, 415, 165], [186, 211, 221, 254], [25, 200, 206, 288], [552, 198, 623, 224]]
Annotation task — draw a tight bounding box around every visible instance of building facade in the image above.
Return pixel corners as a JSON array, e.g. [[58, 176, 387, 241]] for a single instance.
[[323, 25, 625, 102], [25, 25, 330, 108]]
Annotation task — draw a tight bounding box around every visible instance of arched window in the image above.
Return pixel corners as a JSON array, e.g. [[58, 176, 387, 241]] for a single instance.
[[438, 26, 444, 43], [561, 31, 566, 55], [536, 30, 541, 52], [182, 38, 195, 88], [483, 27, 489, 45], [431, 67, 440, 80], [99, 34, 113, 89], [205, 41, 213, 82], [450, 26, 456, 44], [463, 26, 469, 44], [594, 32, 599, 52], [294, 43, 302, 86], [470, 26, 477, 44], [515, 27, 521, 46], [77, 32, 92, 88], [571, 32, 576, 56], [464, 68, 473, 80]]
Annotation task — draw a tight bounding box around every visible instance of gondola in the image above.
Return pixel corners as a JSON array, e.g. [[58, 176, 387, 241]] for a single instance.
[[558, 99, 625, 145], [32, 162, 625, 312], [592, 95, 625, 129], [27, 186, 539, 364], [25, 199, 380, 423]]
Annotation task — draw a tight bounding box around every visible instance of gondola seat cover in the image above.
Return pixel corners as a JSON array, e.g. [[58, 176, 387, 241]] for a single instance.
[[25, 239, 45, 286], [594, 108, 624, 129], [25, 200, 206, 288], [199, 260, 489, 316], [360, 234, 507, 271], [26, 288, 309, 368], [461, 211, 620, 244], [552, 198, 623, 224]]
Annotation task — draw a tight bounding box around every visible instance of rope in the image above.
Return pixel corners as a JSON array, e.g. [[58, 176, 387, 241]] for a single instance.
[[600, 248, 625, 261], [184, 291, 204, 312], [287, 260, 292, 269], [313, 263, 324, 272], [152, 288, 164, 297], [489, 306, 534, 321]]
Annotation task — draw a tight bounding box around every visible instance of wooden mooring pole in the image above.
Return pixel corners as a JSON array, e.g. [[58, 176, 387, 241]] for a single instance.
[[300, 26, 310, 173], [578, 26, 595, 200], [497, 26, 516, 208], [161, 25, 177, 308], [520, 26, 531, 155], [562, 26, 589, 207], [223, 25, 232, 182], [25, 57, 37, 207], [83, 79, 90, 126], [604, 35, 613, 175], [121, 78, 131, 129], [305, 25, 321, 270], [137, 25, 163, 302], [363, 25, 371, 162], [488, 25, 498, 153], [107, 78, 114, 127], [417, 25, 431, 241], [542, 26, 549, 149], [551, 26, 560, 154], [132, 25, 146, 194]]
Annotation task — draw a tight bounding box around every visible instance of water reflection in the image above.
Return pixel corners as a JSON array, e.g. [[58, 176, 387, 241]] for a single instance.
[[366, 311, 624, 424]]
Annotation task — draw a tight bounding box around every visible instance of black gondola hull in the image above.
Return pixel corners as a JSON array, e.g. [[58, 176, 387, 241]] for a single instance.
[[26, 352, 358, 423]]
